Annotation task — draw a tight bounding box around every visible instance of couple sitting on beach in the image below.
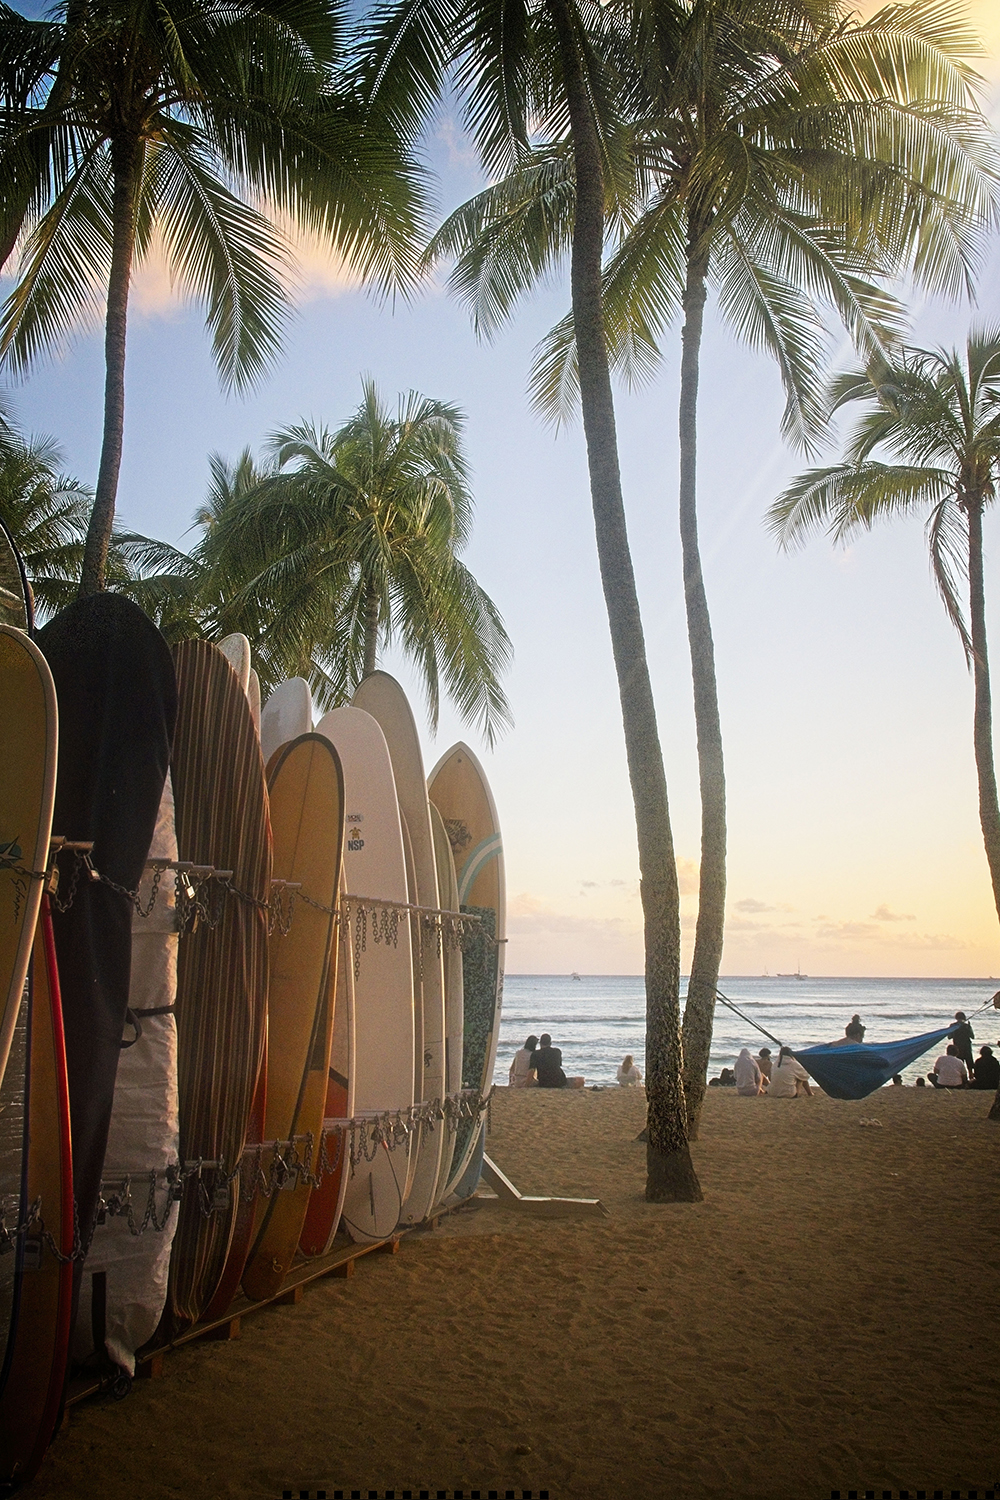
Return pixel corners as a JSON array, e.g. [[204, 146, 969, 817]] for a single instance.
[[734, 1046, 813, 1098], [509, 1034, 585, 1090]]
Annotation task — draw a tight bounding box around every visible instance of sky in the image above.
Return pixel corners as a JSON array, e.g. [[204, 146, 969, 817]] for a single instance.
[[5, 1, 1000, 978]]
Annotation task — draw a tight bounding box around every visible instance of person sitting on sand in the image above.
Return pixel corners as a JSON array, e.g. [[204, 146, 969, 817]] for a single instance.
[[891, 1074, 903, 1086], [951, 1011, 975, 1074], [708, 1067, 736, 1088], [928, 1044, 968, 1089], [756, 1047, 773, 1082], [509, 1034, 539, 1089], [531, 1034, 586, 1090], [616, 1054, 642, 1087], [915, 1076, 926, 1087], [733, 1048, 763, 1096], [766, 1046, 813, 1098], [845, 1013, 866, 1044], [971, 1045, 1000, 1091]]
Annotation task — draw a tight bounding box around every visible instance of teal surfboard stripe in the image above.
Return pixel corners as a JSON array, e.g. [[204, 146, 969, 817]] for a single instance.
[[458, 833, 502, 905]]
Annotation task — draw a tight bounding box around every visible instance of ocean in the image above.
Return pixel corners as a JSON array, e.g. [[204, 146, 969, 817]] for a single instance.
[[494, 973, 1000, 1088]]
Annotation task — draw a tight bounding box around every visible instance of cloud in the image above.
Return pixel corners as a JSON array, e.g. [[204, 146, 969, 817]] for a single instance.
[[871, 904, 916, 922], [507, 891, 639, 941], [734, 897, 772, 914], [677, 858, 699, 895]]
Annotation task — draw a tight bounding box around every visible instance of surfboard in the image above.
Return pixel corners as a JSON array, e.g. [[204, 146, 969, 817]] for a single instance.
[[241, 734, 344, 1302], [0, 901, 73, 1487], [260, 678, 312, 765], [0, 990, 28, 1409], [315, 708, 413, 1244], [0, 626, 57, 1090], [247, 670, 262, 734], [166, 640, 270, 1331], [298, 895, 353, 1257], [352, 673, 446, 1227], [73, 773, 180, 1376], [427, 744, 505, 1202], [38, 596, 176, 1313], [429, 800, 462, 1211], [0, 515, 31, 633], [219, 634, 251, 694]]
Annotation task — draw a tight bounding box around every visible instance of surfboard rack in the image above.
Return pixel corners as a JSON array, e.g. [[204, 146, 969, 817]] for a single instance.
[[479, 1154, 610, 1219]]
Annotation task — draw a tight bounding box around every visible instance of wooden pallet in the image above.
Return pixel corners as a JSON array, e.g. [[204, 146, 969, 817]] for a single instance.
[[64, 1231, 404, 1407]]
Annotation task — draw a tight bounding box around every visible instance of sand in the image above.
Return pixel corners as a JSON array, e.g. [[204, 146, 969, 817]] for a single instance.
[[23, 1085, 1000, 1500]]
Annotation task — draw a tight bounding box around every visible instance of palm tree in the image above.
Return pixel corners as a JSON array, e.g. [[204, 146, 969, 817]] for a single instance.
[[0, 422, 198, 617], [768, 331, 1000, 1116], [0, 0, 425, 595], [358, 0, 702, 1198], [433, 0, 997, 1132], [191, 379, 514, 741]]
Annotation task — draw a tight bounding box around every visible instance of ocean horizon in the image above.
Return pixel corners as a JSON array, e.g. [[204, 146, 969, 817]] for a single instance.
[[495, 972, 1000, 1088]]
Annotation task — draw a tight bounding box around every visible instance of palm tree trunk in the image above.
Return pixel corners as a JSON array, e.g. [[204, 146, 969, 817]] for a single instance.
[[362, 584, 379, 676], [965, 496, 1000, 1122], [80, 136, 141, 597], [549, 0, 700, 1201], [678, 232, 727, 1140]]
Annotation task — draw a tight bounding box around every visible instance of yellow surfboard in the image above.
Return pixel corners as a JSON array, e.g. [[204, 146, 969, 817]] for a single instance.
[[242, 733, 344, 1302], [0, 626, 57, 1090]]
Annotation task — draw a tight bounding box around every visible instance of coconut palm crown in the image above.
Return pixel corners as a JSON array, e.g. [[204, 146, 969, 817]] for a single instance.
[[0, 0, 426, 594], [768, 331, 1000, 952], [192, 379, 513, 742]]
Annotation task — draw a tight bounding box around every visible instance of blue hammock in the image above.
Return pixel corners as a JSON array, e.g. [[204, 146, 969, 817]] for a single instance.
[[793, 1025, 957, 1100]]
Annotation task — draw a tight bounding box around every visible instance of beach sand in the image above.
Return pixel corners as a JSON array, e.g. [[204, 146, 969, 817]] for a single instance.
[[25, 1085, 999, 1500]]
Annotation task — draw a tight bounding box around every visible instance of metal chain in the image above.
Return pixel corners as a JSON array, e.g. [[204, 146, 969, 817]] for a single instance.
[[0, 1087, 495, 1264]]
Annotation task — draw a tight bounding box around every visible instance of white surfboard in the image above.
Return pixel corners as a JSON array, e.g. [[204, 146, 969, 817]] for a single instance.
[[429, 743, 506, 1204], [315, 707, 414, 1243], [429, 799, 462, 1210], [247, 669, 261, 733], [218, 634, 251, 694], [74, 772, 180, 1375], [261, 678, 312, 765], [352, 673, 446, 1227]]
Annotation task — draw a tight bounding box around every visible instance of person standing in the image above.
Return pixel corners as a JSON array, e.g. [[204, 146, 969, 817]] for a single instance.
[[951, 1011, 975, 1074]]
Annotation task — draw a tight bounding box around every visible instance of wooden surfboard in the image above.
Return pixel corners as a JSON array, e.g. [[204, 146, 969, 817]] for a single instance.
[[38, 596, 176, 1312], [166, 640, 270, 1331], [260, 678, 312, 765], [427, 744, 505, 1202], [241, 734, 344, 1302], [298, 896, 353, 1257], [219, 634, 252, 694], [352, 673, 446, 1227], [315, 708, 413, 1244], [0, 626, 57, 1090], [0, 901, 74, 1487], [73, 773, 180, 1376], [200, 1022, 267, 1322], [429, 801, 462, 1211]]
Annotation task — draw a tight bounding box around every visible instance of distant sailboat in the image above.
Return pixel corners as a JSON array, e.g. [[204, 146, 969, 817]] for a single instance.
[[570, 971, 582, 981]]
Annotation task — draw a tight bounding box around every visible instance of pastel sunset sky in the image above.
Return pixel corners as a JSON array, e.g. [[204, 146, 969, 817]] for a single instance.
[[6, 0, 1000, 976]]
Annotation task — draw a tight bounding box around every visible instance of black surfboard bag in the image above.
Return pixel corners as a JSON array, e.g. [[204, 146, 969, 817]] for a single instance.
[[38, 595, 176, 1290]]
